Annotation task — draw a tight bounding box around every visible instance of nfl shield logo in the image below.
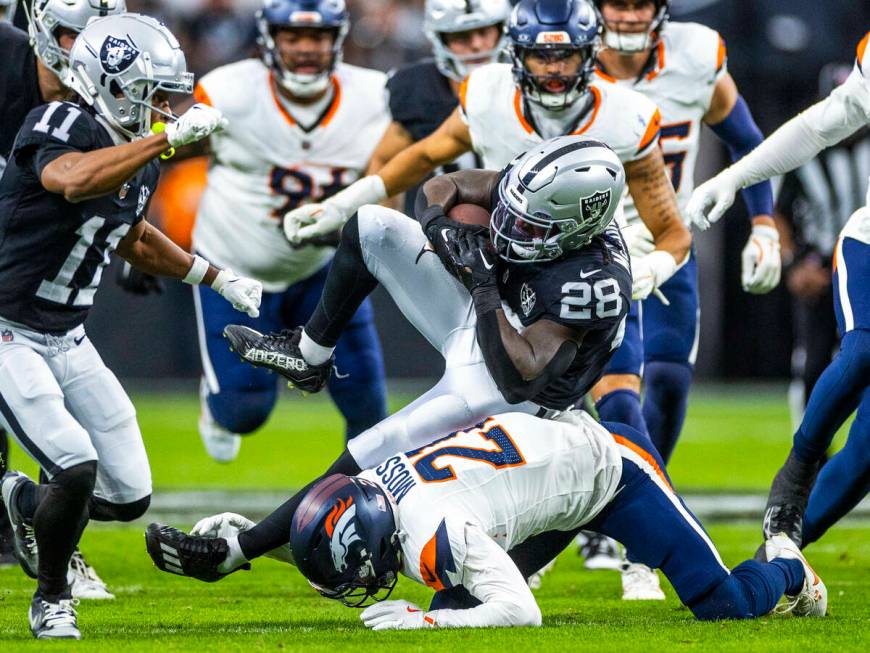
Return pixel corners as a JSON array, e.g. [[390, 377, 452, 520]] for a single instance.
[[100, 36, 140, 74], [1, 329, 13, 343], [580, 189, 612, 223], [520, 282, 536, 316]]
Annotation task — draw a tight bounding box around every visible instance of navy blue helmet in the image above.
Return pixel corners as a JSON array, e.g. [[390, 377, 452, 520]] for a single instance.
[[508, 0, 601, 110], [256, 0, 349, 97], [592, 0, 670, 53], [290, 474, 402, 607]]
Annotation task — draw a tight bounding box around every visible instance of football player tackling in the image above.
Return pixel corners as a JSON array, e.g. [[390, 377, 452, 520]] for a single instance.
[[0, 14, 261, 639], [687, 32, 870, 554]]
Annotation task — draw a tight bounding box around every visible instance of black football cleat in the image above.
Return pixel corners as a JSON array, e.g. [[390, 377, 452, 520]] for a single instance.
[[223, 325, 332, 393], [145, 523, 250, 583], [761, 451, 818, 547], [1, 471, 38, 578], [762, 503, 805, 549]]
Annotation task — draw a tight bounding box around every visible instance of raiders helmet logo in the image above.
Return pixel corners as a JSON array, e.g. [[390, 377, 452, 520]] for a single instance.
[[100, 36, 139, 74], [580, 189, 612, 223], [520, 282, 536, 317]]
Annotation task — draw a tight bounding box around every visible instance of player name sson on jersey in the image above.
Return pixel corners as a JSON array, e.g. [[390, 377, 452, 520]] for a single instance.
[[373, 456, 418, 504]]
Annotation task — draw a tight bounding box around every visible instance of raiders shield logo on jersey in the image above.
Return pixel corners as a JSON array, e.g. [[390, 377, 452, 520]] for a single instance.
[[580, 189, 612, 223], [520, 282, 536, 316], [100, 36, 139, 74]]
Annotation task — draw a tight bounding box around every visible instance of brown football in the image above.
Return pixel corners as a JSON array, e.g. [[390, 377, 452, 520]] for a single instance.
[[447, 203, 492, 228]]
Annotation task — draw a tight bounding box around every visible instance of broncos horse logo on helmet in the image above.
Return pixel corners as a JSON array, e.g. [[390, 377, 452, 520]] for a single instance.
[[291, 475, 402, 608]]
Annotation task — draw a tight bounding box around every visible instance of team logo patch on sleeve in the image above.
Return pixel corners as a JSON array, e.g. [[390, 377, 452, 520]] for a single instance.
[[100, 36, 140, 74], [580, 189, 612, 222], [520, 282, 537, 316]]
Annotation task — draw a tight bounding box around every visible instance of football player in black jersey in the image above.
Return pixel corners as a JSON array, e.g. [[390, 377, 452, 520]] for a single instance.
[[0, 0, 127, 581], [367, 0, 511, 215], [0, 14, 262, 639], [144, 137, 633, 591]]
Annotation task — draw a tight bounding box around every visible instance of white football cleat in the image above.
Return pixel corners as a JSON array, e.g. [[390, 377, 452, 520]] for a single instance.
[[199, 379, 241, 463], [621, 562, 665, 600], [527, 558, 557, 591], [766, 533, 827, 617], [29, 592, 80, 640], [68, 550, 115, 600], [576, 532, 622, 570]]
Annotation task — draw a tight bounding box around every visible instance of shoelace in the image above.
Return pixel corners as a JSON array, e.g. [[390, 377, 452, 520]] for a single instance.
[[70, 551, 103, 585], [40, 599, 78, 629], [261, 329, 296, 347], [21, 522, 37, 557]]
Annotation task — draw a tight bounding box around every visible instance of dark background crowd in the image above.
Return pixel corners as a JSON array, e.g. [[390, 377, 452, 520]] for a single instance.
[[8, 0, 870, 383]]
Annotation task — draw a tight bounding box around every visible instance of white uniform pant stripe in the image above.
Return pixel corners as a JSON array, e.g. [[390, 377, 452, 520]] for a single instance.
[[835, 236, 855, 333], [192, 284, 220, 394]]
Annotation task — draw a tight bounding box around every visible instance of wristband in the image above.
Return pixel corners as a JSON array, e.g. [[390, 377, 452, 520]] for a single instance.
[[471, 284, 502, 315], [210, 269, 232, 292], [183, 255, 209, 285]]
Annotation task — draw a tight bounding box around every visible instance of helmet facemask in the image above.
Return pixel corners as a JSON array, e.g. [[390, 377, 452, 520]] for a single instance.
[[596, 0, 669, 54], [512, 43, 597, 111], [258, 20, 346, 98], [430, 25, 508, 83]]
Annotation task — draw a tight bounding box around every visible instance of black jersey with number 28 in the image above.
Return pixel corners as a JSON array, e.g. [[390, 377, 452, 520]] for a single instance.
[[498, 224, 632, 410], [0, 101, 160, 334]]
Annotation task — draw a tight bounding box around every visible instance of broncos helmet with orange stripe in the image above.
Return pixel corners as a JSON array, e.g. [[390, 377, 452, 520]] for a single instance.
[[290, 474, 402, 608], [508, 0, 601, 111], [256, 0, 349, 98], [593, 0, 669, 53]]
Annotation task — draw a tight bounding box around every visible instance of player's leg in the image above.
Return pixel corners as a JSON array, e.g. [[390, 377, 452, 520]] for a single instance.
[[194, 284, 282, 462], [0, 427, 15, 566], [279, 264, 387, 440], [0, 341, 97, 638], [640, 251, 698, 463], [588, 422, 824, 619], [802, 382, 870, 546]]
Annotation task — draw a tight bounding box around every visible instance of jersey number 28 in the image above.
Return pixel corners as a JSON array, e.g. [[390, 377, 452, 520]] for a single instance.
[[560, 278, 622, 320]]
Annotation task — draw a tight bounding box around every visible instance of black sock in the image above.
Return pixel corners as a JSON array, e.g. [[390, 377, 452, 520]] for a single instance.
[[0, 430, 8, 477], [304, 215, 378, 347], [508, 528, 582, 577], [34, 462, 96, 599], [238, 449, 361, 559]]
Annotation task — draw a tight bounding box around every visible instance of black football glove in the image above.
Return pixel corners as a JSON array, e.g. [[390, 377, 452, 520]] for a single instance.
[[116, 261, 164, 296], [446, 230, 499, 293], [420, 206, 489, 278]]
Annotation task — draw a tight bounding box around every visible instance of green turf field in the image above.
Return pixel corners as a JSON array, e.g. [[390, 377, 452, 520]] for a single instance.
[[1, 387, 867, 650]]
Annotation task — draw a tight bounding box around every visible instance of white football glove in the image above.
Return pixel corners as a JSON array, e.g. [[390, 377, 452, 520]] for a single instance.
[[212, 269, 262, 318], [360, 600, 434, 631], [190, 512, 256, 539], [631, 250, 678, 301], [621, 222, 656, 259], [283, 203, 344, 246], [686, 171, 741, 231], [165, 103, 227, 148], [741, 224, 782, 294]]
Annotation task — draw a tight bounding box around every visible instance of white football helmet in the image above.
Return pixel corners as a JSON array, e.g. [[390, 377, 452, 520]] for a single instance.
[[593, 0, 669, 53], [424, 0, 511, 82], [67, 13, 193, 140], [25, 0, 126, 82]]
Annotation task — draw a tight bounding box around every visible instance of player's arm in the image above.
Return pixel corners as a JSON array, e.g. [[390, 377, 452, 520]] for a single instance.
[[624, 148, 692, 300], [365, 121, 414, 175], [703, 73, 781, 294], [116, 221, 262, 318], [284, 108, 474, 246], [361, 523, 541, 630]]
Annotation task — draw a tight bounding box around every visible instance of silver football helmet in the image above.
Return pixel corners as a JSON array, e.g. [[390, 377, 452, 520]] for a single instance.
[[67, 13, 193, 140], [491, 136, 625, 263], [25, 0, 126, 81], [424, 0, 511, 82]]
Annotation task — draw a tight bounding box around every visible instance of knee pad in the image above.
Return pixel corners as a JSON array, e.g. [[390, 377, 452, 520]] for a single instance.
[[53, 461, 97, 503], [89, 494, 151, 522], [207, 387, 276, 434]]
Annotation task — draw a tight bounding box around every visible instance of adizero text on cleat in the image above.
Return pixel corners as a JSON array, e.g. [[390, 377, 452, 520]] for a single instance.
[[145, 523, 249, 583], [222, 325, 332, 393]]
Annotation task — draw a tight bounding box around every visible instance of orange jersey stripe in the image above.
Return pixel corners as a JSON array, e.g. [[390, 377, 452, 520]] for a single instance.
[[320, 77, 342, 128], [419, 531, 445, 591], [459, 76, 470, 112], [716, 36, 727, 72], [611, 433, 673, 491], [269, 72, 296, 126], [572, 85, 602, 136], [193, 83, 213, 107], [858, 31, 869, 65], [594, 68, 617, 83], [513, 89, 535, 135], [646, 41, 666, 81], [637, 107, 662, 154]]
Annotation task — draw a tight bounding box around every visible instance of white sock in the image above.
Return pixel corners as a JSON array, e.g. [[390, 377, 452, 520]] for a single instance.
[[299, 329, 334, 365], [218, 536, 248, 573]]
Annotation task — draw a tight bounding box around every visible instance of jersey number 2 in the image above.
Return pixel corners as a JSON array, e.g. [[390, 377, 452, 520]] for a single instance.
[[407, 422, 525, 482]]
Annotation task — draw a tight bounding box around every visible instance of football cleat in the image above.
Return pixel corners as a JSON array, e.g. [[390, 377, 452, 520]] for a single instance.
[[621, 562, 665, 600], [527, 558, 556, 591], [762, 503, 804, 549], [766, 533, 827, 617], [577, 531, 622, 571], [223, 325, 332, 393], [68, 549, 115, 600], [145, 523, 250, 583], [0, 511, 16, 568], [1, 471, 38, 578], [29, 591, 81, 640], [762, 451, 818, 546], [198, 378, 241, 463]]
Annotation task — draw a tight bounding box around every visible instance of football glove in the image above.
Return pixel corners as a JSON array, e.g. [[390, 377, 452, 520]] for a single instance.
[[424, 212, 489, 279], [190, 512, 255, 539], [212, 269, 263, 318], [164, 103, 227, 148], [621, 222, 656, 259], [741, 224, 782, 294], [446, 230, 499, 293], [360, 600, 435, 631], [631, 250, 678, 301], [116, 260, 163, 295], [686, 170, 741, 230]]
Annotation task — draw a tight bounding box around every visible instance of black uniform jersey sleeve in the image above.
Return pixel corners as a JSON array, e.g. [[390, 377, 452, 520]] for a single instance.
[[386, 60, 457, 142], [14, 102, 98, 178]]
